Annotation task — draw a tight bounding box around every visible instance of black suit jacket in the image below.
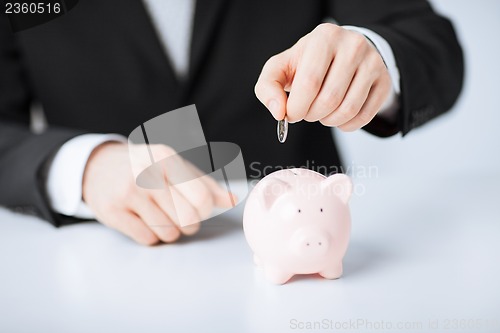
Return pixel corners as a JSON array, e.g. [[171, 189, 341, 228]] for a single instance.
[[0, 0, 463, 226]]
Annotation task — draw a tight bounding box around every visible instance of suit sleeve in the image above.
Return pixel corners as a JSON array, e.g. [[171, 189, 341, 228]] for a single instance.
[[327, 0, 464, 136], [0, 12, 84, 226]]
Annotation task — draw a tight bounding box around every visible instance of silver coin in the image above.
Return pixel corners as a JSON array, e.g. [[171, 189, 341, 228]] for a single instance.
[[277, 117, 288, 143]]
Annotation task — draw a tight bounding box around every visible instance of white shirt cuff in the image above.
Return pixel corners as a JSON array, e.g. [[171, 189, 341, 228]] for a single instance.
[[342, 25, 401, 121], [46, 133, 127, 219]]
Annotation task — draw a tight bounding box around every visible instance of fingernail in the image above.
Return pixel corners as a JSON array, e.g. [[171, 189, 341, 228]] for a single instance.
[[268, 99, 279, 116]]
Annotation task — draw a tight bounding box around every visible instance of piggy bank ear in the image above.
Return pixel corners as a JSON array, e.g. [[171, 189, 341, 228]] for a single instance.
[[321, 173, 352, 204], [258, 178, 290, 210]]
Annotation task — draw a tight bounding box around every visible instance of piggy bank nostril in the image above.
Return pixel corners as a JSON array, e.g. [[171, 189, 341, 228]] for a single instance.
[[306, 242, 310, 246], [318, 242, 322, 246]]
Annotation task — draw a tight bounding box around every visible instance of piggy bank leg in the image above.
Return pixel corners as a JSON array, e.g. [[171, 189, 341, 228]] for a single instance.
[[263, 265, 293, 285], [319, 262, 343, 280]]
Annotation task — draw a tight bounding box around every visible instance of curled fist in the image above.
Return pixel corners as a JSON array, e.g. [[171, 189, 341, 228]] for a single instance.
[[255, 23, 392, 131]]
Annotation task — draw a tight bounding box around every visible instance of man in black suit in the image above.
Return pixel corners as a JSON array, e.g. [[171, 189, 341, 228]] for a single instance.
[[0, 0, 463, 245]]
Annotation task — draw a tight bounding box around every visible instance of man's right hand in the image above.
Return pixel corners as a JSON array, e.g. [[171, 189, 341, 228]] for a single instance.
[[82, 142, 235, 245]]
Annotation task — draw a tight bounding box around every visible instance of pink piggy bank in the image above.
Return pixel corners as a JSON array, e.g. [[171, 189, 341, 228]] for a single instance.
[[243, 168, 352, 284]]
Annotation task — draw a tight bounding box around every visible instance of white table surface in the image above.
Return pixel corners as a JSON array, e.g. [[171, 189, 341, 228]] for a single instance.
[[1, 172, 500, 333]]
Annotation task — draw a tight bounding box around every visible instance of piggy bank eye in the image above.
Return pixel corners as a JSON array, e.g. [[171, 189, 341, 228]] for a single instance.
[[298, 209, 301, 213], [320, 208, 323, 212]]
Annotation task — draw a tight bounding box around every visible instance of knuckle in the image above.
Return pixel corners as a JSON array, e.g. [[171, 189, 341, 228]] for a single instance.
[[365, 54, 386, 78], [314, 94, 331, 111], [357, 110, 374, 125], [198, 204, 213, 220], [338, 124, 357, 132], [136, 231, 160, 246], [158, 226, 181, 243], [325, 106, 356, 126], [316, 23, 339, 38], [351, 34, 368, 52], [181, 223, 201, 236], [381, 73, 392, 90], [191, 189, 213, 218], [320, 89, 343, 110], [301, 73, 323, 92], [181, 208, 202, 228], [263, 54, 283, 73], [286, 104, 308, 123], [339, 101, 358, 119], [319, 117, 334, 127], [191, 185, 212, 206], [286, 113, 300, 123], [368, 51, 383, 67]]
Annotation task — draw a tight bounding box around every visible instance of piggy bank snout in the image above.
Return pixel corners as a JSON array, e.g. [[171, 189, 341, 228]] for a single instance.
[[290, 227, 331, 257]]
